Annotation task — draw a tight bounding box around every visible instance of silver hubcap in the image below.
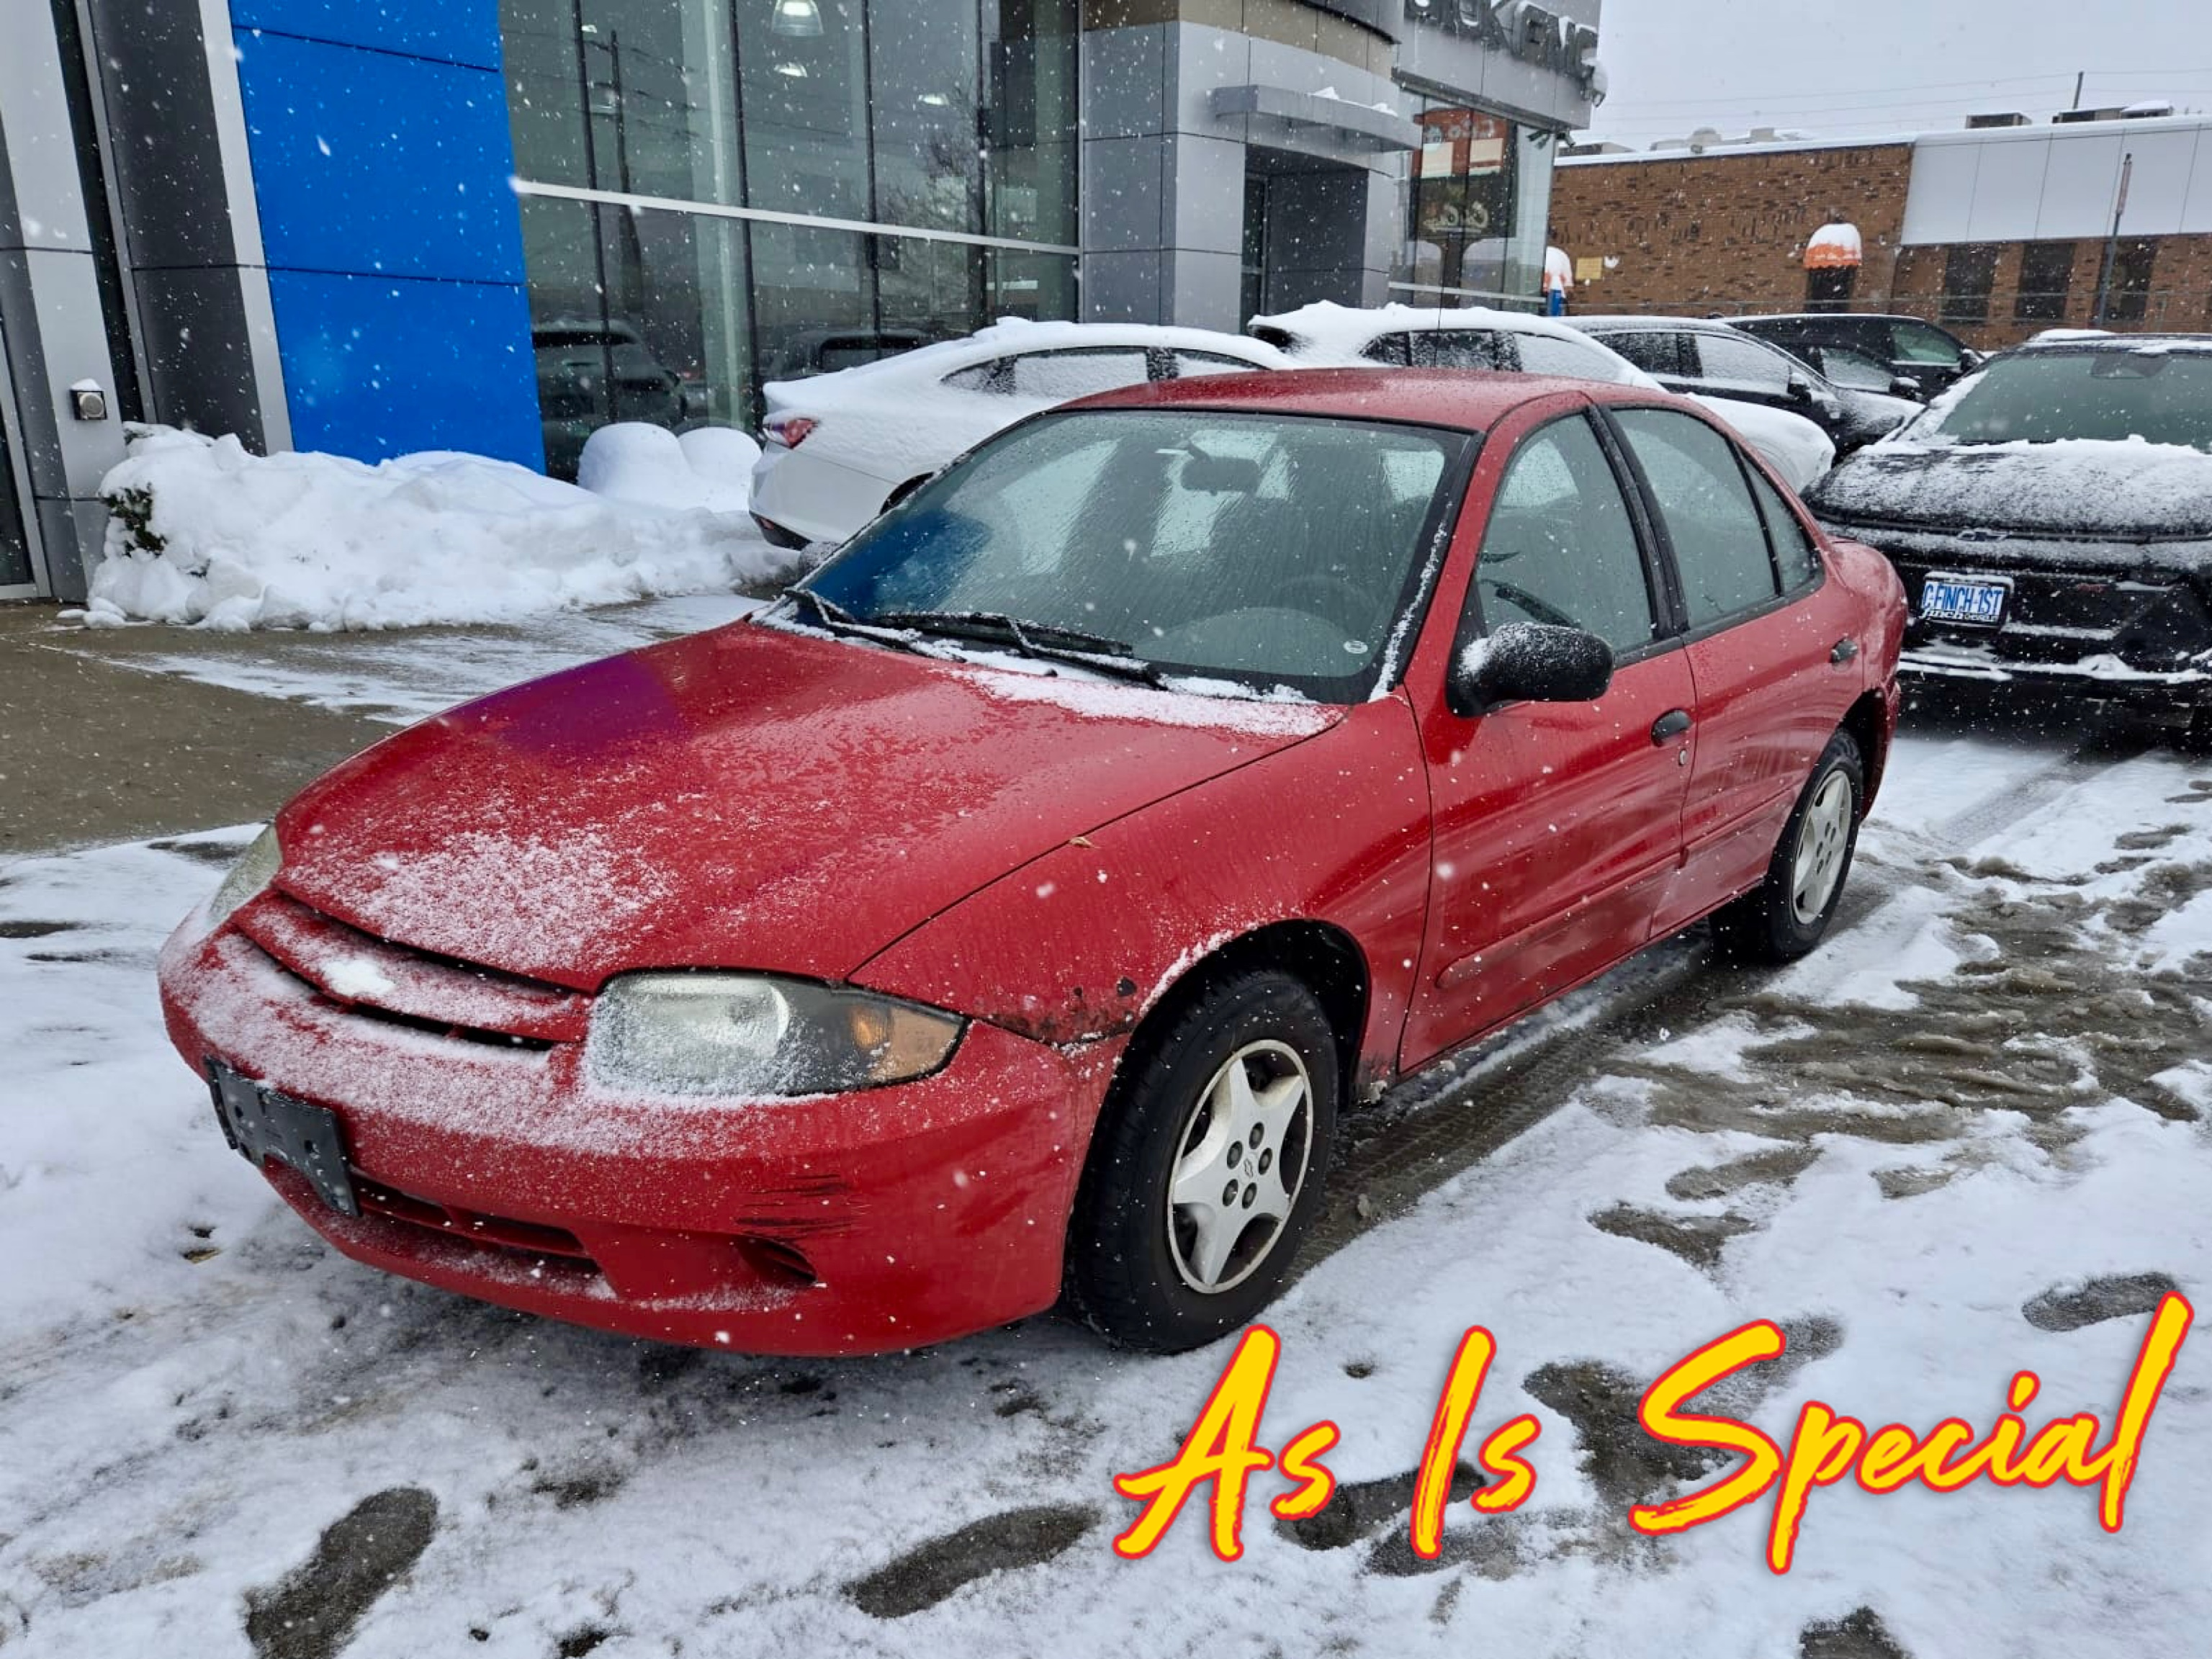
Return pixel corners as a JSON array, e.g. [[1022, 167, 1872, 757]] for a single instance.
[[1791, 770, 1854, 925], [1166, 1040, 1313, 1295]]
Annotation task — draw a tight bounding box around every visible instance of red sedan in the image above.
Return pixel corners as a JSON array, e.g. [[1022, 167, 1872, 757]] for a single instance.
[[159, 371, 1905, 1356]]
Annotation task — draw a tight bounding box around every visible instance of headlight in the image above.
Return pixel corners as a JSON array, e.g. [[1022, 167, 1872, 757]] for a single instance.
[[586, 974, 963, 1097], [207, 826, 281, 926]]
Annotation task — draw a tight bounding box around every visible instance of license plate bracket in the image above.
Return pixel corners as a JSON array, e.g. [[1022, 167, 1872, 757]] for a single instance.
[[207, 1060, 359, 1218], [1919, 572, 2013, 628]]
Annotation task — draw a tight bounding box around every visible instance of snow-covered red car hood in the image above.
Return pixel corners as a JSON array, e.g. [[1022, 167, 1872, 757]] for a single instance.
[[269, 620, 1340, 992]]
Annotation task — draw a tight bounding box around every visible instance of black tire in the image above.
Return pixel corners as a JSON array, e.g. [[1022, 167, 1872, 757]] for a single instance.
[[1064, 971, 1339, 1354], [1711, 729, 1866, 966]]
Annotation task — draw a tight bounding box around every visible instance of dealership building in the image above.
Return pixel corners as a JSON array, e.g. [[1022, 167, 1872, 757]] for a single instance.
[[0, 0, 1601, 601]]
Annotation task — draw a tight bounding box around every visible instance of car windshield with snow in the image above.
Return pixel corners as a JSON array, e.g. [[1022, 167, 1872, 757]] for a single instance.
[[158, 371, 1904, 1357], [1807, 335, 2212, 742], [794, 408, 1466, 697]]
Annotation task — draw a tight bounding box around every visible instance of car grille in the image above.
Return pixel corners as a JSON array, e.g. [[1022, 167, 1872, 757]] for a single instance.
[[233, 890, 588, 1050]]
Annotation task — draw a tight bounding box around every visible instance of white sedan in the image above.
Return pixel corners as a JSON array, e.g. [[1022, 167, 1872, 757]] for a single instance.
[[1248, 302, 1837, 493], [747, 320, 1292, 547]]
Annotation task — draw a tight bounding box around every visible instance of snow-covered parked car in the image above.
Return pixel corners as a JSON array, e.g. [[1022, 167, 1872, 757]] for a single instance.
[[1807, 332, 2212, 744], [1248, 302, 1838, 492], [747, 319, 1291, 547]]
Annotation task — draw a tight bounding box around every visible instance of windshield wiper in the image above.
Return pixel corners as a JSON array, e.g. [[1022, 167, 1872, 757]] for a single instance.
[[867, 610, 1165, 685], [778, 587, 935, 657]]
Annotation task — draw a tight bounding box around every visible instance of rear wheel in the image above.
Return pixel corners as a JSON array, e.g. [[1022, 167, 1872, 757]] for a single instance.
[[1064, 971, 1339, 1353], [1712, 729, 1864, 965]]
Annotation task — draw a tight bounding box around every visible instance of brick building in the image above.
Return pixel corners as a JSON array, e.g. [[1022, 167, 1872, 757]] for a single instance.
[[1548, 111, 2212, 349]]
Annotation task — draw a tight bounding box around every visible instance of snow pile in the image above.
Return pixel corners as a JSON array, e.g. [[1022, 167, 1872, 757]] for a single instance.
[[577, 423, 757, 514], [84, 425, 802, 631], [1249, 300, 1632, 370]]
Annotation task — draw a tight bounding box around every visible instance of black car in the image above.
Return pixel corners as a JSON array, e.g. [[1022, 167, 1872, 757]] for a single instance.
[[1732, 313, 1984, 400], [1807, 334, 2212, 742], [1573, 315, 1918, 454]]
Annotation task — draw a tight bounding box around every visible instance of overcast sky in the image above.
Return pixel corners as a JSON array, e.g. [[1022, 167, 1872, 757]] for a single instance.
[[1581, 0, 2212, 145]]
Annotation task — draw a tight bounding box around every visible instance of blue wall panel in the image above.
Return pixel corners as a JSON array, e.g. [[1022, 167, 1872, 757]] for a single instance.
[[269, 270, 542, 467], [235, 31, 523, 284], [230, 0, 504, 71], [231, 7, 543, 468]]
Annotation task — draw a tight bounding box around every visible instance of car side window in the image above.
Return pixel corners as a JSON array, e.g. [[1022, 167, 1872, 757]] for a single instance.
[[1693, 333, 1794, 394], [1360, 333, 1413, 367], [1172, 350, 1262, 377], [1598, 331, 1684, 377], [1890, 321, 1959, 365], [1744, 467, 1822, 590], [1613, 408, 1780, 627], [1515, 332, 1627, 382], [942, 361, 1004, 393], [1413, 331, 1511, 370], [1470, 415, 1659, 657], [1007, 349, 1153, 399]]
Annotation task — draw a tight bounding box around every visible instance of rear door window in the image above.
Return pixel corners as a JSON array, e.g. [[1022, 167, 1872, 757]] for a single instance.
[[1614, 408, 1781, 627], [1515, 331, 1632, 383], [1744, 467, 1822, 590], [1412, 331, 1512, 370], [1006, 349, 1153, 399], [1172, 350, 1264, 377], [1890, 320, 1962, 366], [1598, 331, 1687, 377], [1692, 333, 1796, 397]]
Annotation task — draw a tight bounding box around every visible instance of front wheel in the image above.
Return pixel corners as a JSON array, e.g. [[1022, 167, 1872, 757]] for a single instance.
[[1064, 971, 1339, 1353], [1712, 729, 1864, 965]]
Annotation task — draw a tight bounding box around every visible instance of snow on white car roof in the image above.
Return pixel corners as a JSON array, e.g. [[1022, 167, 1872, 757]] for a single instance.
[[1246, 300, 1650, 377], [760, 318, 1285, 408]]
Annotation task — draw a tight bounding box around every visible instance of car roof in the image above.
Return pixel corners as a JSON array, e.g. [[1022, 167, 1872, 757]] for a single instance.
[[761, 320, 1285, 401], [1732, 313, 1943, 328], [2017, 329, 2212, 353], [1052, 366, 1686, 434], [1573, 315, 1741, 335]]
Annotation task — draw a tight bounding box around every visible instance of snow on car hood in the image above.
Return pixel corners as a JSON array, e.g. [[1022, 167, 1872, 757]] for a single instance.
[[269, 621, 1340, 991], [1809, 436, 2212, 540]]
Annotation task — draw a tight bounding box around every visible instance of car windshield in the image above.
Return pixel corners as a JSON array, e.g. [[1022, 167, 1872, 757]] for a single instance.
[[799, 409, 1471, 698], [1917, 349, 2212, 450]]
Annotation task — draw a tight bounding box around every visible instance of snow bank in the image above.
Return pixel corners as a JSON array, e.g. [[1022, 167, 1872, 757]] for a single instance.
[[84, 425, 801, 631], [577, 422, 757, 513]]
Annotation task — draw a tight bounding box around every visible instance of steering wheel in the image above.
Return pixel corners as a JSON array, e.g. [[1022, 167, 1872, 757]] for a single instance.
[[1485, 581, 1580, 631], [1275, 573, 1375, 629]]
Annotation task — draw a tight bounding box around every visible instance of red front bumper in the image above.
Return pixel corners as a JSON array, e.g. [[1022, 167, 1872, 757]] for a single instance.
[[159, 909, 1120, 1354]]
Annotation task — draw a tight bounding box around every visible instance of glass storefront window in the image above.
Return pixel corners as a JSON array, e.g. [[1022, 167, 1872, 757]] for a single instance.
[[500, 0, 1077, 468], [523, 195, 754, 478], [1394, 102, 1550, 310]]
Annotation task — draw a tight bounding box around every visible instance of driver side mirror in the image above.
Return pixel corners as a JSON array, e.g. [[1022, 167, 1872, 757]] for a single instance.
[[1889, 374, 1925, 400], [1449, 621, 1615, 716], [1960, 349, 1987, 371], [1785, 372, 1816, 403]]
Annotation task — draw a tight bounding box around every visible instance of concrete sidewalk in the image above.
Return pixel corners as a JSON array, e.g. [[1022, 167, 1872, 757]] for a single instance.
[[0, 589, 767, 855], [1, 602, 389, 855]]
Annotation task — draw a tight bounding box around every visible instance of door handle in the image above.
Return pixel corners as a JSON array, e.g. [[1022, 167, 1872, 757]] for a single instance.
[[1830, 637, 1860, 664], [1650, 709, 1692, 745]]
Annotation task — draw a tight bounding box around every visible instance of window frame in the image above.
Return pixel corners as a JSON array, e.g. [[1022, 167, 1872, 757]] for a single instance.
[[1452, 408, 1681, 682], [1596, 400, 1829, 648]]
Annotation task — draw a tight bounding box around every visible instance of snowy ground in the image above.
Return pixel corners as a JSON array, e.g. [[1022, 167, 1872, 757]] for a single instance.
[[3, 700, 2208, 1656]]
